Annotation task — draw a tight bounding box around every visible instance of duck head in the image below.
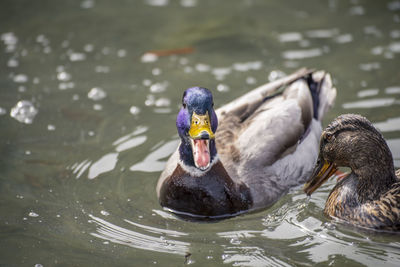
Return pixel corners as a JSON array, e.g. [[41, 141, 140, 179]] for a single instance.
[[304, 114, 395, 196], [177, 87, 218, 171]]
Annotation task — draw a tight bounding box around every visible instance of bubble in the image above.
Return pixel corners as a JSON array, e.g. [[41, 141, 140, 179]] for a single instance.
[[10, 100, 38, 124], [88, 87, 107, 101]]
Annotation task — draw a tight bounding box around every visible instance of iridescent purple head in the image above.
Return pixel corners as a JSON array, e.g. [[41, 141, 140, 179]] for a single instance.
[[176, 87, 218, 171]]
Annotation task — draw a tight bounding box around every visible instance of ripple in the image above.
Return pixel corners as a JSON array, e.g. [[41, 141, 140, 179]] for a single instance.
[[342, 98, 396, 109], [282, 48, 323, 60], [374, 117, 400, 132], [88, 153, 118, 179], [115, 136, 147, 152], [88, 214, 189, 255], [130, 139, 179, 172], [385, 86, 400, 94], [357, 88, 379, 98], [306, 28, 339, 38], [10, 100, 38, 124], [278, 32, 303, 43], [232, 61, 262, 72]]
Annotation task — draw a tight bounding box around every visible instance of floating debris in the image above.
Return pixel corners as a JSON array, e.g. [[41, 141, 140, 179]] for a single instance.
[[10, 100, 38, 124]]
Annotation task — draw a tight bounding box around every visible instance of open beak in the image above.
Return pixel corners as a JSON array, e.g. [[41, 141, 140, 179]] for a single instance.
[[304, 156, 337, 196], [188, 111, 215, 170]]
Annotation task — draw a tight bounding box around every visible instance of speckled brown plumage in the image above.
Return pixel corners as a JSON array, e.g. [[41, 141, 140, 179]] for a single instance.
[[304, 114, 400, 231]]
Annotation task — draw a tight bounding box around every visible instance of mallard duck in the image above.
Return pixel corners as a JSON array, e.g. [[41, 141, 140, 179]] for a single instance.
[[304, 114, 400, 231], [156, 68, 336, 219]]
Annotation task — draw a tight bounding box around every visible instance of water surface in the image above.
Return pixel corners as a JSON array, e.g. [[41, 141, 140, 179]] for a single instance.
[[1, 0, 400, 266]]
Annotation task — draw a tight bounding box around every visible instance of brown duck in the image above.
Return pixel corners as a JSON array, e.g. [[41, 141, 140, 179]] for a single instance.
[[304, 114, 400, 231]]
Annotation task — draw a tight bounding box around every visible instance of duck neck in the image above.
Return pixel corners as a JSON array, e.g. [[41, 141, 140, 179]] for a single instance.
[[178, 137, 218, 170], [350, 142, 397, 202], [352, 165, 397, 202]]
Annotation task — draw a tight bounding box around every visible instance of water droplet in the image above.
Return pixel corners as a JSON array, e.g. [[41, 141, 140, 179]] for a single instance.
[[152, 68, 161, 76], [88, 87, 107, 101], [57, 71, 71, 82], [13, 74, 28, 83], [34, 264, 43, 267], [84, 44, 94, 52], [7, 58, 18, 67], [268, 70, 286, 82], [0, 107, 6, 115], [29, 211, 39, 217], [88, 131, 95, 136], [69, 52, 86, 62], [129, 106, 140, 115], [117, 49, 127, 57], [246, 76, 257, 85], [150, 81, 168, 93], [217, 84, 230, 92], [195, 63, 211, 72], [25, 150, 31, 155], [81, 0, 95, 9], [47, 124, 56, 131], [10, 100, 38, 124], [100, 210, 110, 216], [141, 53, 158, 63], [155, 98, 170, 107], [145, 0, 169, 7], [93, 104, 103, 111], [95, 65, 110, 73], [181, 0, 197, 7]]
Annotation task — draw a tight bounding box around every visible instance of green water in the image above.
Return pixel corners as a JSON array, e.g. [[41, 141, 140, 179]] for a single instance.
[[1, 0, 400, 266]]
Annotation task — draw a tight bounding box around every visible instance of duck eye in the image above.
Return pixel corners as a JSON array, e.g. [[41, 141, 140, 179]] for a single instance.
[[325, 133, 332, 141]]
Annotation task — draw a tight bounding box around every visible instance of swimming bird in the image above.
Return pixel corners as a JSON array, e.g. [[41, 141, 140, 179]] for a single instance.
[[157, 68, 336, 219], [304, 114, 400, 231]]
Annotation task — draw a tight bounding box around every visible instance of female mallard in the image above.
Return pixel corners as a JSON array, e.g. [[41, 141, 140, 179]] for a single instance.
[[157, 68, 336, 219], [304, 114, 400, 231]]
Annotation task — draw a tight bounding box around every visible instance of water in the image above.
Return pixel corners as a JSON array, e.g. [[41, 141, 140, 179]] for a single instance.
[[1, 0, 400, 265]]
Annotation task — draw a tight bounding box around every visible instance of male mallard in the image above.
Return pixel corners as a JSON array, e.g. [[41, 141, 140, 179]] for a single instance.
[[304, 114, 400, 231], [157, 68, 336, 219]]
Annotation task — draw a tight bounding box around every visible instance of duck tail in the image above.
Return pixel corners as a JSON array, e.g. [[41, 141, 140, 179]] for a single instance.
[[306, 71, 337, 121]]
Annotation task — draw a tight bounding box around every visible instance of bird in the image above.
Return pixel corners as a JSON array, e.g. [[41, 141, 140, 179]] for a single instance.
[[156, 68, 337, 219], [304, 114, 400, 231]]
